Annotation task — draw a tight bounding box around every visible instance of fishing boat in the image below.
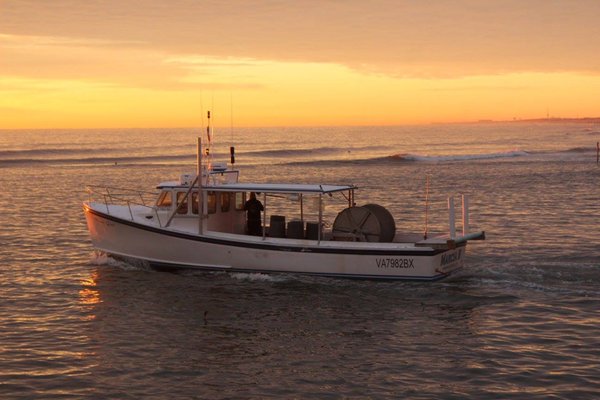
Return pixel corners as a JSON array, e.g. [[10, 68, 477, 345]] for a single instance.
[[83, 125, 484, 281]]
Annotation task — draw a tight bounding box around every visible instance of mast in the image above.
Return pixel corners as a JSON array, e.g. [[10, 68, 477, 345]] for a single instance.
[[205, 110, 212, 184], [197, 136, 203, 235]]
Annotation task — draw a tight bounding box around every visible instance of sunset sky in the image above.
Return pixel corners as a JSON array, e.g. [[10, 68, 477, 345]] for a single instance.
[[2, 0, 600, 128]]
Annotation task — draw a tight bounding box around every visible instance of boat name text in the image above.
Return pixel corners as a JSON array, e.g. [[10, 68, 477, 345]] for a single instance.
[[376, 258, 415, 269], [440, 249, 462, 266]]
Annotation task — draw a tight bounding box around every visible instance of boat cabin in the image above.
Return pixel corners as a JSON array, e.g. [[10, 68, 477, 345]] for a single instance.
[[153, 169, 247, 234], [153, 169, 358, 241]]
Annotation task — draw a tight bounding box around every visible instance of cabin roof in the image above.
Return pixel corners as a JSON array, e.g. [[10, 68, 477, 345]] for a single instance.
[[157, 182, 356, 194]]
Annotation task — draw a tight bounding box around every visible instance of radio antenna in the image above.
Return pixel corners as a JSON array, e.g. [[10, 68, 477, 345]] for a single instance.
[[424, 175, 430, 240]]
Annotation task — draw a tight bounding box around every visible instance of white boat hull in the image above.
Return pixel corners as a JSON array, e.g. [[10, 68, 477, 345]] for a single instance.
[[84, 203, 467, 281]]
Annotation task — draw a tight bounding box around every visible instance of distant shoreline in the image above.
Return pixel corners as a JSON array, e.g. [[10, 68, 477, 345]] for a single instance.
[[477, 117, 600, 124]]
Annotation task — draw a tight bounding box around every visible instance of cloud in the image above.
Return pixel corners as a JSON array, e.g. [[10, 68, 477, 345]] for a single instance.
[[0, 36, 269, 96], [0, 33, 143, 48], [3, 0, 600, 80], [164, 55, 270, 69], [0, 33, 186, 90]]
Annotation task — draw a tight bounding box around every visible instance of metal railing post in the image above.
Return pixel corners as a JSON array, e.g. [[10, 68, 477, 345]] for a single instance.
[[448, 196, 456, 239], [462, 195, 469, 236]]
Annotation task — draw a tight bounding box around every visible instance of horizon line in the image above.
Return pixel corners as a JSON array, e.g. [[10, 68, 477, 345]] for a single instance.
[[3, 116, 600, 131]]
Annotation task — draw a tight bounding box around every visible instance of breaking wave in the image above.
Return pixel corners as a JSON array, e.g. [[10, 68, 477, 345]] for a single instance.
[[281, 150, 531, 167], [5, 144, 592, 169], [553, 146, 596, 154], [390, 150, 530, 162]]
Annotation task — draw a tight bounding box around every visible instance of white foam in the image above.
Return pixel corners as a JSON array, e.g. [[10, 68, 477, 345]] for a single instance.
[[89, 251, 114, 266], [228, 272, 287, 282], [400, 150, 529, 162], [88, 251, 149, 270]]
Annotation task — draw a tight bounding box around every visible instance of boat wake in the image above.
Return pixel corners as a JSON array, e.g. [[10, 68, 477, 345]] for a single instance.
[[229, 272, 290, 282], [89, 251, 151, 271], [463, 259, 600, 297]]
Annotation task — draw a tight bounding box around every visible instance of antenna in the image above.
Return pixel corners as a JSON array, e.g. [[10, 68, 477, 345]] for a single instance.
[[230, 92, 235, 166], [200, 93, 204, 133], [424, 175, 430, 240], [205, 110, 212, 183], [206, 110, 211, 146], [230, 92, 234, 143]]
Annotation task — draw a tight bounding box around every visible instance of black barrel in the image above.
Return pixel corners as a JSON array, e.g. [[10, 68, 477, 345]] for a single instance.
[[287, 220, 304, 239], [269, 215, 286, 238], [305, 222, 322, 240]]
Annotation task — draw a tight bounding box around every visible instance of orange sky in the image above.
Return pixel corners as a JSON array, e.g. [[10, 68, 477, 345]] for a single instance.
[[2, 0, 600, 128]]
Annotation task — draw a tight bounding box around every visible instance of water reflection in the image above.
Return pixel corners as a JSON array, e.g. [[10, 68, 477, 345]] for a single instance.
[[82, 263, 493, 397], [79, 270, 101, 310]]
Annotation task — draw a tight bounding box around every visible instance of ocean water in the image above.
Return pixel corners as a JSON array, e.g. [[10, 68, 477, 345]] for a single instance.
[[0, 122, 599, 398]]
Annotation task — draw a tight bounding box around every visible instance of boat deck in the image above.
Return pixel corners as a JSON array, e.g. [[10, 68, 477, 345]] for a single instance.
[[86, 201, 458, 251]]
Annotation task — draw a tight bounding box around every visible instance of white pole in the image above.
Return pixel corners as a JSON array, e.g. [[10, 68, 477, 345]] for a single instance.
[[448, 196, 456, 239], [424, 175, 430, 239], [197, 137, 203, 235], [262, 193, 267, 240], [462, 194, 469, 236], [318, 194, 322, 243], [300, 193, 304, 223]]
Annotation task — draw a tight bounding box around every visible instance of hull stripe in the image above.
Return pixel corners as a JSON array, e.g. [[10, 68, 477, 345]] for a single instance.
[[85, 206, 446, 257]]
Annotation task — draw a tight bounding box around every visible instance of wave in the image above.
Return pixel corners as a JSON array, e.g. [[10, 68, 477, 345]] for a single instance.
[[0, 145, 344, 165], [5, 145, 591, 169], [526, 146, 597, 156], [0, 154, 195, 167], [555, 146, 596, 154], [0, 148, 88, 158], [245, 146, 345, 158], [0, 144, 193, 160], [281, 150, 531, 167], [390, 150, 530, 162]]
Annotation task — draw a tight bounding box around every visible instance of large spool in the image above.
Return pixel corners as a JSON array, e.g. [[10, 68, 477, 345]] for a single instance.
[[332, 204, 396, 242]]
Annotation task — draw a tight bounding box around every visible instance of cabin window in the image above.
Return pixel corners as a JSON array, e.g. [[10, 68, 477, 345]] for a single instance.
[[235, 192, 246, 211], [176, 192, 189, 214], [207, 191, 216, 214], [191, 192, 199, 214], [221, 192, 231, 212], [156, 191, 172, 208]]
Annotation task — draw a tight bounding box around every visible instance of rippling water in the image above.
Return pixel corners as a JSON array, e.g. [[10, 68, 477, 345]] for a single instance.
[[1, 123, 599, 398]]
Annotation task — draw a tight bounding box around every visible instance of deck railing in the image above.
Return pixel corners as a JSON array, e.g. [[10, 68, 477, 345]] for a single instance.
[[86, 185, 164, 226]]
